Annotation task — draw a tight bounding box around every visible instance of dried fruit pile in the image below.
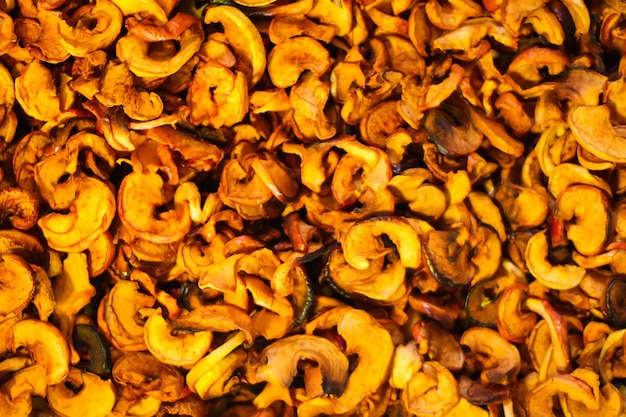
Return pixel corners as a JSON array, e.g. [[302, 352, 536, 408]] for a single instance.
[[2, 0, 626, 415]]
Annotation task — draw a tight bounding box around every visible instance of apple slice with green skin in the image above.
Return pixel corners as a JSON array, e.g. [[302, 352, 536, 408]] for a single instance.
[[422, 229, 474, 287], [554, 184, 612, 256], [606, 279, 626, 326]]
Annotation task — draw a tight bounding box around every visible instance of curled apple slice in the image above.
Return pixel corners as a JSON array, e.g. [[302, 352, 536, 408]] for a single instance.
[[554, 185, 611, 256], [47, 367, 116, 417], [144, 308, 213, 369], [525, 230, 586, 290], [568, 105, 626, 163], [204, 5, 266, 87], [11, 319, 70, 385], [341, 216, 421, 271], [254, 334, 349, 408]]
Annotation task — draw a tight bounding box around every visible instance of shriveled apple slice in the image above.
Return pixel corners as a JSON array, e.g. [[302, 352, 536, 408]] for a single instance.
[[461, 327, 521, 385]]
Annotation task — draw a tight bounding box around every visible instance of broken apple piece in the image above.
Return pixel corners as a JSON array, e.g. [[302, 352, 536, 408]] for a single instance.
[[14, 60, 61, 121], [112, 351, 186, 402]]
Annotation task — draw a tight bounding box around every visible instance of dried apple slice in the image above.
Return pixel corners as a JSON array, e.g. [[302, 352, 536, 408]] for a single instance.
[[116, 24, 203, 78], [109, 0, 169, 24], [0, 254, 35, 318], [422, 229, 474, 287], [494, 180, 548, 230], [253, 334, 349, 408], [11, 319, 70, 385], [118, 171, 191, 244], [112, 351, 186, 402], [144, 308, 213, 369], [328, 308, 395, 414], [568, 105, 626, 163], [524, 297, 571, 373], [187, 60, 248, 128], [204, 5, 266, 87], [38, 176, 116, 252], [58, 0, 122, 57], [341, 216, 421, 270], [423, 104, 483, 157], [402, 361, 460, 416], [554, 185, 611, 256], [461, 327, 521, 385], [192, 348, 247, 400], [413, 320, 464, 371], [268, 36, 331, 88], [126, 12, 198, 42], [497, 284, 538, 343], [14, 60, 61, 121], [547, 163, 612, 198], [53, 252, 96, 364], [186, 331, 247, 394], [0, 392, 31, 417], [525, 230, 586, 290], [171, 304, 255, 344], [47, 367, 116, 417], [526, 372, 599, 416]]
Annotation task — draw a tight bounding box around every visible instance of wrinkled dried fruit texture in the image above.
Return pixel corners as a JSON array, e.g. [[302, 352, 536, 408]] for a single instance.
[[3, 0, 626, 416]]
